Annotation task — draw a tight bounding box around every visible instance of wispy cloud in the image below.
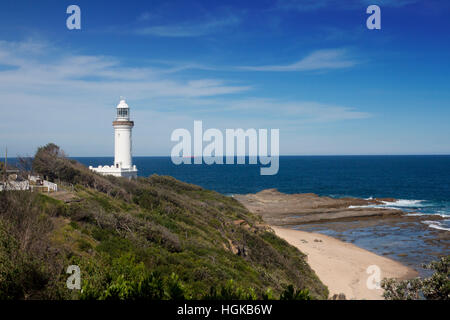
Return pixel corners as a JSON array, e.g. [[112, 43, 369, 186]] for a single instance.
[[196, 98, 371, 123], [239, 48, 358, 72], [0, 39, 252, 155], [0, 40, 249, 97], [134, 15, 240, 37], [0, 39, 369, 156], [137, 12, 156, 22]]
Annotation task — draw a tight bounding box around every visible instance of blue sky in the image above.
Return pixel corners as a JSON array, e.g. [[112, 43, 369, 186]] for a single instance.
[[0, 0, 449, 156]]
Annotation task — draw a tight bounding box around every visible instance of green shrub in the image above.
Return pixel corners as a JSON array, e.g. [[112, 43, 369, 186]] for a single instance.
[[165, 273, 188, 300], [382, 256, 449, 300], [279, 285, 311, 300], [69, 221, 79, 229], [203, 280, 257, 300], [77, 238, 92, 252]]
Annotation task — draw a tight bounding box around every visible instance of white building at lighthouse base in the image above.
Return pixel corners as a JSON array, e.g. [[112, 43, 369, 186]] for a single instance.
[[89, 164, 137, 179]]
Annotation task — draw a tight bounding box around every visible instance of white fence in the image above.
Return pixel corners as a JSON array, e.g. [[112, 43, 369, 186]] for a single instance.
[[43, 180, 58, 192], [0, 180, 30, 191], [0, 178, 57, 192], [28, 175, 39, 182]]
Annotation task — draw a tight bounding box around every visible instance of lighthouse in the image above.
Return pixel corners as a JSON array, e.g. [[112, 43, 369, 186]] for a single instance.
[[89, 98, 138, 179], [114, 99, 134, 170]]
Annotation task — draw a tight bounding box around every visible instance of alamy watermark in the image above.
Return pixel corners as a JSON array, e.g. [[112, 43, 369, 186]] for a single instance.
[[66, 5, 81, 30], [171, 121, 279, 175], [66, 265, 81, 290], [366, 5, 381, 30], [366, 265, 382, 290], [65, 4, 380, 31]]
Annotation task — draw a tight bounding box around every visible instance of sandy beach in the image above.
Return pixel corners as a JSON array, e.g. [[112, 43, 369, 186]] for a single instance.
[[234, 189, 448, 298], [271, 226, 418, 300]]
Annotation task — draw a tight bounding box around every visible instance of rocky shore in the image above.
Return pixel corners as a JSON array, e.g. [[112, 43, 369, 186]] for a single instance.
[[234, 188, 444, 226]]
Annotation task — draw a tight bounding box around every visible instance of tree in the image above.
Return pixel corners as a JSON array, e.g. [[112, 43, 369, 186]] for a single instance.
[[32, 143, 62, 181]]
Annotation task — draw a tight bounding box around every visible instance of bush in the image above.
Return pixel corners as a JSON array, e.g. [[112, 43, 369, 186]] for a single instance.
[[203, 280, 257, 300], [279, 285, 311, 300], [165, 273, 188, 300], [382, 256, 449, 300], [0, 216, 63, 299], [77, 239, 93, 252], [80, 253, 174, 300]]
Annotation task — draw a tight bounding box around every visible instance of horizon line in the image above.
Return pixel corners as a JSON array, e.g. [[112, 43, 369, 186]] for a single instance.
[[3, 154, 450, 159], [66, 153, 450, 157]]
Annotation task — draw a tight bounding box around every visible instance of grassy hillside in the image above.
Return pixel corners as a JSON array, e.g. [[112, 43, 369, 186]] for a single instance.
[[0, 143, 328, 300]]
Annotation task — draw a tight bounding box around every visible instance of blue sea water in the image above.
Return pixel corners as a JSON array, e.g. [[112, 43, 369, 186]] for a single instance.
[[76, 155, 450, 231]]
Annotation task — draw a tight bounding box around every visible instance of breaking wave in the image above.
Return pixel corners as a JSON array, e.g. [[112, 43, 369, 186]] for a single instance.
[[421, 220, 450, 231], [348, 199, 450, 232]]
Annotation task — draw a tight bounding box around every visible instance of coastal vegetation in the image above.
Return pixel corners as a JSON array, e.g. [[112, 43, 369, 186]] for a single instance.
[[0, 143, 327, 300], [382, 256, 449, 300]]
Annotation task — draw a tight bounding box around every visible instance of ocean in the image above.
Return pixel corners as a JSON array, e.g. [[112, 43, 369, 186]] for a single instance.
[[76, 155, 450, 232]]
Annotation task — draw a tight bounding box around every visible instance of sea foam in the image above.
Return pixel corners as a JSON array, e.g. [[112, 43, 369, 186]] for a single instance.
[[421, 220, 450, 232]]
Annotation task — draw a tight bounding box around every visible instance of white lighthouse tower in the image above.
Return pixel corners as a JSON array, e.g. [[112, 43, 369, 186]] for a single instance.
[[90, 98, 138, 179]]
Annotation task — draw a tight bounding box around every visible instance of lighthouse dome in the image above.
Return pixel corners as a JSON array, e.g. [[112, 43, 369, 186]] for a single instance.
[[116, 98, 129, 109]]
